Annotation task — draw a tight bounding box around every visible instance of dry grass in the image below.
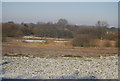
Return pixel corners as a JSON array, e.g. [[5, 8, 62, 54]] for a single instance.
[[4, 38, 73, 49], [5, 37, 117, 48], [95, 39, 116, 47], [2, 37, 118, 58], [3, 42, 118, 58]]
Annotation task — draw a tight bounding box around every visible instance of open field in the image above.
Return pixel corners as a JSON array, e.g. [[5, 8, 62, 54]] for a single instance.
[[1, 38, 118, 79], [2, 2, 118, 79], [2, 40, 118, 57]]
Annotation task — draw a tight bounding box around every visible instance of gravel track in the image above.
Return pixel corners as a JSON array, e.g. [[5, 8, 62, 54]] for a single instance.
[[1, 56, 118, 79]]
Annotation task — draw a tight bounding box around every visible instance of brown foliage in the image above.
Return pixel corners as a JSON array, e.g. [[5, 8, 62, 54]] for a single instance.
[[72, 34, 96, 47]]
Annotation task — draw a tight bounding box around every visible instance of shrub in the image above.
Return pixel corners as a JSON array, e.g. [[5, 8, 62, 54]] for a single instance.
[[115, 40, 120, 47], [72, 34, 95, 47], [2, 37, 6, 42], [104, 41, 111, 47]]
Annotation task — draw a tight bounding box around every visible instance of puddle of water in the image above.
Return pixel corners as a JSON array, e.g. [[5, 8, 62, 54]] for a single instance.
[[24, 40, 69, 43]]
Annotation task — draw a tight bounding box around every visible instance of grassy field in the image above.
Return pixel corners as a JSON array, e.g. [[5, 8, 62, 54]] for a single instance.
[[2, 37, 118, 58]]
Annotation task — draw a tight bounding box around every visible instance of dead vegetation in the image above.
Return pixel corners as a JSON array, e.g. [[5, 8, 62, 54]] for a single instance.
[[2, 39, 118, 58]]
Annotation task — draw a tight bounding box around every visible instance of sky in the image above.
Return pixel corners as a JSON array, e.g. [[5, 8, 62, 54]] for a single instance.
[[1, 0, 120, 2], [2, 2, 118, 27]]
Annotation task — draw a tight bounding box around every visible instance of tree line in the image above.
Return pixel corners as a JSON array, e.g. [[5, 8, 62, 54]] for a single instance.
[[2, 18, 118, 47]]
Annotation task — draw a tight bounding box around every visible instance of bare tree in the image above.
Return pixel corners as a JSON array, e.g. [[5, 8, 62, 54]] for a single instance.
[[96, 21, 108, 40], [57, 18, 68, 26]]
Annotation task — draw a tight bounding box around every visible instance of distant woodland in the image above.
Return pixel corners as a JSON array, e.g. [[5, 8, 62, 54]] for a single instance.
[[2, 18, 119, 47]]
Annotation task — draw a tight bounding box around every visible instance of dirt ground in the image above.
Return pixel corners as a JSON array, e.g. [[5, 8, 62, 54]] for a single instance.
[[2, 40, 118, 57]]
